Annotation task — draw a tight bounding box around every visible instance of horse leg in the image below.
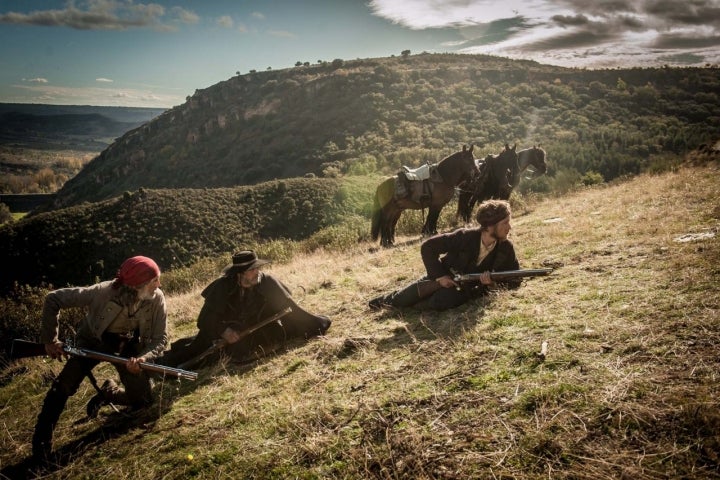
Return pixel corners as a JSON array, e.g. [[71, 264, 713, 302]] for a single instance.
[[381, 205, 397, 247], [388, 209, 403, 246], [423, 207, 441, 236]]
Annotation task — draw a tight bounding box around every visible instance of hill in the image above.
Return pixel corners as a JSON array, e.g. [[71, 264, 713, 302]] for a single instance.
[[0, 103, 165, 151], [45, 54, 720, 210], [0, 175, 379, 293], [0, 163, 718, 479]]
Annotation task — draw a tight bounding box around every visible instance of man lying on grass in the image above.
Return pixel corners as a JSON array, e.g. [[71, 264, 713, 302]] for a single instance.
[[369, 200, 521, 311], [161, 250, 331, 368]]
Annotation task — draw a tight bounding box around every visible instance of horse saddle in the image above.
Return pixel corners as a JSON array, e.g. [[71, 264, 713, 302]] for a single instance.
[[401, 163, 433, 182], [395, 163, 442, 202]]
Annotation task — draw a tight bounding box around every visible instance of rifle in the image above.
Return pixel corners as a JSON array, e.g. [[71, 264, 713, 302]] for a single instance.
[[416, 268, 553, 298], [10, 339, 198, 381], [177, 306, 292, 370]]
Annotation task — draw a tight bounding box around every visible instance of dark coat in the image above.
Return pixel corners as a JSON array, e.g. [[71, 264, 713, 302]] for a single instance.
[[421, 227, 521, 288], [162, 272, 330, 366]]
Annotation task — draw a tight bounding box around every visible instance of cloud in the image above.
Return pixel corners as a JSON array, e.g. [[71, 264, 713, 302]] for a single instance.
[[25, 77, 49, 83], [267, 30, 296, 38], [0, 0, 197, 31], [96, 78, 114, 83], [217, 15, 234, 29], [171, 7, 199, 25], [251, 12, 265, 20], [369, 0, 720, 67]]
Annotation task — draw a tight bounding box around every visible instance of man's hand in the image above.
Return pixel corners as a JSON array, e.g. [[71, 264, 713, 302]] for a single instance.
[[221, 327, 241, 345], [126, 356, 145, 374], [477, 271, 493, 285], [45, 341, 66, 360], [436, 275, 459, 289]]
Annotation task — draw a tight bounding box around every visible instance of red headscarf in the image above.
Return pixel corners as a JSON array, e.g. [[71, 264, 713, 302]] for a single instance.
[[115, 256, 160, 288]]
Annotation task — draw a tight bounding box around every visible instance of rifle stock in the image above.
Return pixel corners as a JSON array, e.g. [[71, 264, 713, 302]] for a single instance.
[[416, 268, 553, 299], [177, 306, 292, 370], [10, 339, 198, 381]]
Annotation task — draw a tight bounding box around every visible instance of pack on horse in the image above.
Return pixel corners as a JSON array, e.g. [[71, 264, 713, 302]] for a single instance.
[[457, 145, 547, 223], [371, 145, 477, 247]]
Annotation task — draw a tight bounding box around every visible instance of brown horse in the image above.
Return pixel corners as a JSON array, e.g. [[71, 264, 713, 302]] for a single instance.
[[457, 145, 547, 223], [371, 145, 477, 247]]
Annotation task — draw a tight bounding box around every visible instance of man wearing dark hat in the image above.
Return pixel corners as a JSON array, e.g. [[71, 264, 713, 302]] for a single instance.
[[369, 199, 521, 311], [160, 250, 331, 368], [32, 256, 167, 463]]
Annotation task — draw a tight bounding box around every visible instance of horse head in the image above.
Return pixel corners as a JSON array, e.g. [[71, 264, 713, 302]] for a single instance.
[[438, 144, 478, 186], [459, 144, 478, 180], [520, 146, 548, 178]]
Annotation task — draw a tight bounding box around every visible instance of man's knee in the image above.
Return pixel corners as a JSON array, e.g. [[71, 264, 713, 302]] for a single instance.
[[427, 290, 467, 311]]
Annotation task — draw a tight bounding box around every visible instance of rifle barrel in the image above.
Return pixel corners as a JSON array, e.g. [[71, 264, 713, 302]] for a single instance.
[[64, 346, 198, 381], [455, 268, 553, 282]]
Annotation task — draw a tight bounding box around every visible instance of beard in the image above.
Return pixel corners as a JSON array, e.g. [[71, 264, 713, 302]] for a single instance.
[[137, 286, 156, 301]]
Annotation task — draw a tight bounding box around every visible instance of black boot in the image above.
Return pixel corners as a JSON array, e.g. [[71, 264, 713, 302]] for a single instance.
[[368, 295, 389, 310], [32, 385, 68, 464]]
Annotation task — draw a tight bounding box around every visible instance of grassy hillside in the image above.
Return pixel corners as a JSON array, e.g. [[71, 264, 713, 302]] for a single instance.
[[1, 162, 717, 479], [47, 54, 720, 209], [0, 175, 384, 293]]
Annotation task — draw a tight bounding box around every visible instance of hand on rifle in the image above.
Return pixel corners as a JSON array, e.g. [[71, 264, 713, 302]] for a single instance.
[[436, 275, 459, 289], [221, 327, 241, 345], [476, 271, 493, 285], [45, 341, 66, 361], [126, 356, 145, 374]]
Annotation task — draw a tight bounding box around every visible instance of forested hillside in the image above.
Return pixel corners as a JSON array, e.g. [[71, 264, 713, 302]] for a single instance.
[[47, 53, 720, 209], [0, 176, 379, 292]]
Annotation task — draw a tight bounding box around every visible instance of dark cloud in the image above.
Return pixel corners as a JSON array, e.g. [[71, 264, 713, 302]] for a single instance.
[[0, 2, 196, 31], [522, 29, 620, 51], [554, 0, 639, 17], [457, 16, 534, 47], [551, 14, 590, 27], [644, 0, 720, 26], [652, 33, 720, 49]]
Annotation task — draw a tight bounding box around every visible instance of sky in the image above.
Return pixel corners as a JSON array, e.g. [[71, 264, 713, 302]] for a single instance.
[[0, 0, 718, 108]]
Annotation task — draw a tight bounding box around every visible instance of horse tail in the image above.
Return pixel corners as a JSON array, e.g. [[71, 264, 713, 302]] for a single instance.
[[371, 191, 382, 241], [371, 177, 395, 241]]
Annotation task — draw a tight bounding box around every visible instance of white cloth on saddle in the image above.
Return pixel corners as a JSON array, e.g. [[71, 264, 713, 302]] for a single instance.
[[401, 163, 433, 182]]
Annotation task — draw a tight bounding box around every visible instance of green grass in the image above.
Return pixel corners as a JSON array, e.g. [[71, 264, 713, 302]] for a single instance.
[[1, 163, 719, 479]]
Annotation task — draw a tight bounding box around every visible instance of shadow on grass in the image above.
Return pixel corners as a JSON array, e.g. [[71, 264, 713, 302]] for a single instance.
[[373, 297, 490, 352], [0, 338, 317, 480]]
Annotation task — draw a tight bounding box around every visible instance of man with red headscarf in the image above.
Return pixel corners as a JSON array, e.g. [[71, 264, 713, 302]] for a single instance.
[[31, 256, 167, 464], [369, 200, 521, 311]]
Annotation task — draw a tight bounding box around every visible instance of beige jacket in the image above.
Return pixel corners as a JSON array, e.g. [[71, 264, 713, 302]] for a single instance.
[[40, 280, 168, 361]]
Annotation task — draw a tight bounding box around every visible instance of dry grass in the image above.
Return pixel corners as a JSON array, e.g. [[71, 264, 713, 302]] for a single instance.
[[1, 164, 719, 479]]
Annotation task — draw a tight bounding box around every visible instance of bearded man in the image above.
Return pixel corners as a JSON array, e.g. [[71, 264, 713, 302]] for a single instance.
[[32, 256, 167, 463], [369, 199, 521, 311], [160, 250, 331, 368]]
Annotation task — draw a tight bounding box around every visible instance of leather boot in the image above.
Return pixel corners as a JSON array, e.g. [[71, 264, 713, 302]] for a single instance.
[[32, 385, 68, 463]]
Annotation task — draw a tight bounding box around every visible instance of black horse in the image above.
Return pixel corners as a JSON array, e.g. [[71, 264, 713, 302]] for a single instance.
[[371, 145, 478, 247], [457, 145, 547, 223]]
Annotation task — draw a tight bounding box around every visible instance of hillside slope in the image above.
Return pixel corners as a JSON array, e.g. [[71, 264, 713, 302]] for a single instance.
[[0, 175, 376, 292], [46, 54, 720, 209], [1, 163, 718, 479]]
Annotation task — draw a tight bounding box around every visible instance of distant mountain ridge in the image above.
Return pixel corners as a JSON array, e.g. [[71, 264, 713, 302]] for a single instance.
[[43, 53, 720, 211], [0, 103, 165, 150]]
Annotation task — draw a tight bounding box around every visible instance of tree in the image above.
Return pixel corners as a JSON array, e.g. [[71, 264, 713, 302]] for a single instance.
[[401, 50, 411, 57]]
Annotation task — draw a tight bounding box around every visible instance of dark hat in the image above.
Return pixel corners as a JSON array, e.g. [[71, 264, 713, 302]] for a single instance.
[[223, 250, 270, 275]]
